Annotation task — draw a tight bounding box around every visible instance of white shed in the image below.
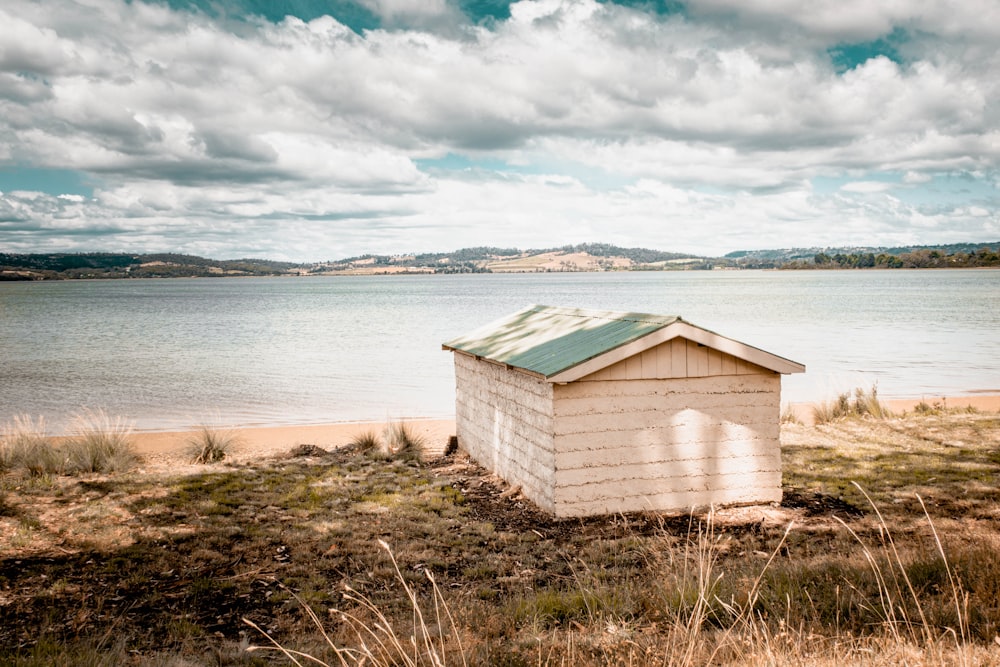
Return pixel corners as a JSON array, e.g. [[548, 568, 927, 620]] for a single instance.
[[442, 305, 805, 517]]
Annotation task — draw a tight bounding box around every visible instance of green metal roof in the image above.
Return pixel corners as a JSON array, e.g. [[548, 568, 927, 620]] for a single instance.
[[442, 304, 681, 378]]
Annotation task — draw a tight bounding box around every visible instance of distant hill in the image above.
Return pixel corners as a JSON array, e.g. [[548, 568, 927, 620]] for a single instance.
[[313, 243, 709, 275], [0, 252, 299, 280], [2, 241, 997, 279]]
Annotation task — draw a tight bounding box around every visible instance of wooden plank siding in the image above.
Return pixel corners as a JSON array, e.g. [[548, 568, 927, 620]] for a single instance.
[[554, 481, 783, 518], [550, 374, 782, 517], [452, 333, 789, 517], [577, 338, 769, 382], [453, 353, 556, 511]]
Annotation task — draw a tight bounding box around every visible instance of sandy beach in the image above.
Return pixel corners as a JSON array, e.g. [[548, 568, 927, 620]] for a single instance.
[[128, 393, 1000, 467], [131, 418, 457, 468], [786, 393, 1000, 426]]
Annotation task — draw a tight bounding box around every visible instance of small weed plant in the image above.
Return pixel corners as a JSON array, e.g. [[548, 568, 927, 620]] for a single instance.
[[187, 425, 242, 464]]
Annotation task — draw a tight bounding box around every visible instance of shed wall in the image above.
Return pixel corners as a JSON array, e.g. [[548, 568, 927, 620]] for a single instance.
[[453, 352, 556, 511], [581, 338, 763, 382], [551, 373, 781, 517]]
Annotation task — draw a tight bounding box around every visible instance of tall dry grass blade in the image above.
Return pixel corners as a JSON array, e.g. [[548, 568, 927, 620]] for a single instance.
[[377, 539, 443, 666], [851, 482, 932, 646], [917, 494, 970, 661], [427, 568, 467, 667], [831, 514, 903, 642], [706, 521, 794, 665], [663, 508, 727, 667], [243, 617, 325, 666]]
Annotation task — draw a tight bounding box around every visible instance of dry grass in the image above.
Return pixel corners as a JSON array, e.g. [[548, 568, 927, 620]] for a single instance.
[[1, 411, 138, 475], [0, 415, 59, 475], [780, 403, 802, 425], [347, 430, 381, 454], [813, 385, 893, 424], [187, 425, 243, 464], [62, 409, 138, 473], [383, 421, 426, 461], [1, 407, 998, 665]]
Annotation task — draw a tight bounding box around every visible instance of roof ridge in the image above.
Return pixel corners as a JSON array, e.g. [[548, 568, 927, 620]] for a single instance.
[[529, 304, 679, 325]]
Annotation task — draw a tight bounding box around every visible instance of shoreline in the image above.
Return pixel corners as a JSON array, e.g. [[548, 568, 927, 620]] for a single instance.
[[122, 394, 1000, 467], [788, 393, 1000, 426], [128, 418, 456, 468]]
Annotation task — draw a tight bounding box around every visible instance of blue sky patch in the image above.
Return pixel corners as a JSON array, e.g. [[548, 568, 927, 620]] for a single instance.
[[828, 27, 908, 72], [155, 0, 512, 31], [0, 167, 95, 197], [605, 0, 686, 17], [814, 172, 997, 208], [154, 1, 684, 32], [415, 153, 635, 190], [157, 0, 380, 31]]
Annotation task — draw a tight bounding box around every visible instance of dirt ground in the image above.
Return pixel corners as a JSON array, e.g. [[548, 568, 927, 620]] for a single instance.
[[1, 407, 999, 664]]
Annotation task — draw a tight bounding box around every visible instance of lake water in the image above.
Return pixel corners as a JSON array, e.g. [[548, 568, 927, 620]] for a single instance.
[[2, 270, 999, 433]]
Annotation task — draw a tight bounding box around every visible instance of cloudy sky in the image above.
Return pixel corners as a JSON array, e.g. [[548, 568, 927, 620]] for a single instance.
[[1, 0, 998, 260]]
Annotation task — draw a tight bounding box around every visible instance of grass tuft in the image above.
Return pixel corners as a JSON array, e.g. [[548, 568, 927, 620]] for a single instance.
[[63, 409, 138, 473], [384, 421, 426, 462], [780, 403, 802, 424], [348, 430, 381, 454], [852, 384, 892, 419], [813, 384, 892, 424], [1, 415, 61, 475], [186, 425, 242, 464]]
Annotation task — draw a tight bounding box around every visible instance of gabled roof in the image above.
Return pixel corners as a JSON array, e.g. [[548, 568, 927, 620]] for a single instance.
[[442, 304, 805, 381]]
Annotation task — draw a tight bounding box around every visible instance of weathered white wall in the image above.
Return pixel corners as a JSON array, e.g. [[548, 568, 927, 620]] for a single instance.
[[452, 336, 787, 518], [453, 352, 556, 512], [551, 373, 781, 517]]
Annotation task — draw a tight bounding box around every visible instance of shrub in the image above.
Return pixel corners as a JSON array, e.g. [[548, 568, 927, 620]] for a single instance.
[[812, 392, 851, 423], [384, 421, 426, 462], [187, 425, 241, 464], [853, 384, 892, 419], [349, 430, 381, 454], [0, 415, 61, 475], [779, 404, 802, 425], [63, 409, 138, 473], [813, 385, 892, 424]]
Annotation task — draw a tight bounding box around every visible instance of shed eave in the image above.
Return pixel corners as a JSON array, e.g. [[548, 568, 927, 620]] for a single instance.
[[446, 348, 547, 379]]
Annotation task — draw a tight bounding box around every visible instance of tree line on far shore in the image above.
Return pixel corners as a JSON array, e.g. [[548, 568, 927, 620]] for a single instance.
[[793, 247, 1000, 269]]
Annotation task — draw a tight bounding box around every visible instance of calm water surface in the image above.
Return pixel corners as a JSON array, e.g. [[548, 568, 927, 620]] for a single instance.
[[2, 270, 998, 432]]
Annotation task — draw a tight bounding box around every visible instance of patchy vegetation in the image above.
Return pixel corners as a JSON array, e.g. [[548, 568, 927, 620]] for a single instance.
[[1, 409, 998, 665], [0, 411, 138, 476]]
